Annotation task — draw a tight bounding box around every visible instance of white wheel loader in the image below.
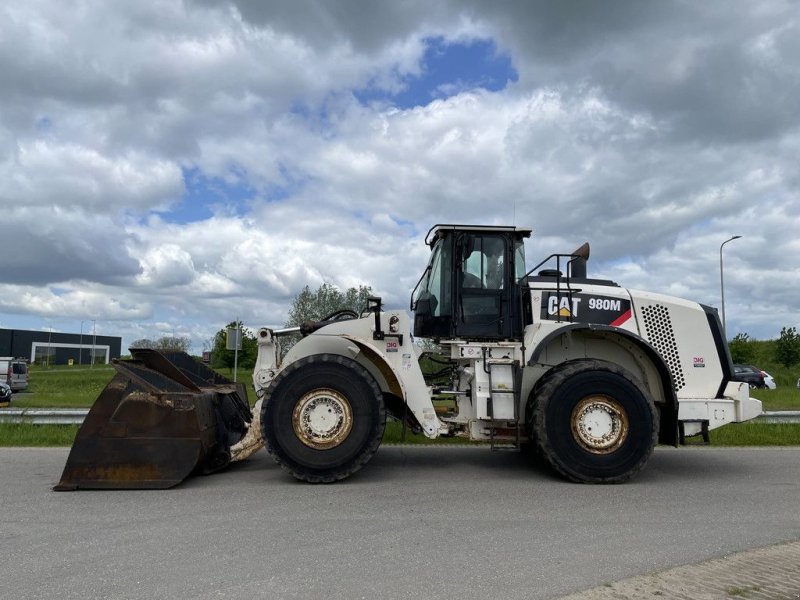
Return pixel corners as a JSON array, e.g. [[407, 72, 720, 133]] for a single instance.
[[54, 224, 762, 490]]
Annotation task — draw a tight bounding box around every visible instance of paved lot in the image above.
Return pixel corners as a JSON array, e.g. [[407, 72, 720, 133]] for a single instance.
[[2, 445, 800, 600]]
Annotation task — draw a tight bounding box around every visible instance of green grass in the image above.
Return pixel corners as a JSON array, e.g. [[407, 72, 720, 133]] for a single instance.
[[708, 422, 800, 446], [214, 366, 253, 384], [750, 386, 800, 411], [0, 420, 475, 448], [0, 423, 79, 447], [17, 363, 255, 408], [13, 365, 116, 408], [2, 420, 798, 448]]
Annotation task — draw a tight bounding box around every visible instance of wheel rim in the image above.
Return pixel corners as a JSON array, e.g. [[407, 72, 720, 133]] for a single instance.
[[570, 394, 629, 454], [292, 388, 353, 450]]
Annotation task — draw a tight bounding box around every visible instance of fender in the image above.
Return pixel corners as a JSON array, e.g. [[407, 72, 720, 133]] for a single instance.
[[528, 323, 678, 414], [342, 335, 442, 439], [343, 335, 405, 399]]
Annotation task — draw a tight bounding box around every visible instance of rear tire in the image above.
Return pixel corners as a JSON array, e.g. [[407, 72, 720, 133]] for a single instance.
[[261, 354, 386, 483], [528, 359, 658, 484]]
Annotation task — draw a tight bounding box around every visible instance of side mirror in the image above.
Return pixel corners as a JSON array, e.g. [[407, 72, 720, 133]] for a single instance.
[[460, 236, 475, 264]]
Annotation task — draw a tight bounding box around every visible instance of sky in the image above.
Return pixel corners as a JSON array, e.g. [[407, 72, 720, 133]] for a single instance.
[[1, 0, 798, 354]]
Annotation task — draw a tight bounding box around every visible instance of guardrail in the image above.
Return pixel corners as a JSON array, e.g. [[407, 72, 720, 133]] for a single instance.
[[1, 409, 799, 425], [0, 408, 90, 425], [758, 411, 800, 424]]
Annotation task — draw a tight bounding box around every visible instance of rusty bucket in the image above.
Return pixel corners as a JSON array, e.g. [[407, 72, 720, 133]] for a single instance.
[[54, 349, 251, 491]]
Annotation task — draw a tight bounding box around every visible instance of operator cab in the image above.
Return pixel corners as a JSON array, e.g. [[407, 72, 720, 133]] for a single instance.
[[411, 224, 531, 341]]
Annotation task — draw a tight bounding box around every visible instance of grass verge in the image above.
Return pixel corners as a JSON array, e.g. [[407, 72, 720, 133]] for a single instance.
[[708, 422, 800, 446], [0, 424, 79, 447], [1, 421, 798, 448], [14, 366, 116, 408], [750, 386, 800, 411], [17, 364, 257, 408]]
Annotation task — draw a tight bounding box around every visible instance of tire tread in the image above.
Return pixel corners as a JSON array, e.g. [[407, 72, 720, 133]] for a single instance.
[[528, 359, 658, 484], [261, 353, 386, 483]]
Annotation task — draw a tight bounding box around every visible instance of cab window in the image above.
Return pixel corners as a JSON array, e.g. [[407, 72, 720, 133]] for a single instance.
[[463, 236, 505, 290]]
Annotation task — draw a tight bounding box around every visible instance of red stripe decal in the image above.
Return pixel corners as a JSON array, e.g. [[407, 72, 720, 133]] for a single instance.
[[610, 309, 632, 327]]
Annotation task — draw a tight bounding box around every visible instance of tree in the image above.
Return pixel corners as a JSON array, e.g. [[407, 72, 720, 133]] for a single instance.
[[728, 332, 756, 364], [285, 283, 373, 326], [210, 321, 258, 371], [281, 284, 373, 356], [130, 336, 191, 353], [775, 326, 800, 367]]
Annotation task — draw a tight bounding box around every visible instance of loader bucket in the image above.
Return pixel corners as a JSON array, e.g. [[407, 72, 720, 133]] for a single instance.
[[54, 349, 251, 491]]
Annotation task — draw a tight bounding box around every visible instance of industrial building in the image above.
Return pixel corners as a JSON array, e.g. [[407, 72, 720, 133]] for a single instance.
[[0, 328, 122, 366]]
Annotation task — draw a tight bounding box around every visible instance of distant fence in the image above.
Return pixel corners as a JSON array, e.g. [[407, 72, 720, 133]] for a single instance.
[[1, 409, 799, 425]]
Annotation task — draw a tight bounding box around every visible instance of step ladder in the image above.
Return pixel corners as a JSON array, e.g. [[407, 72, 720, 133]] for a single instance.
[[678, 419, 710, 445], [485, 360, 522, 451]]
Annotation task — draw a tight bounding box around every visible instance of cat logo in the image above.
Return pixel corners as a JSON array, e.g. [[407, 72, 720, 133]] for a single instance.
[[541, 292, 632, 326], [548, 295, 582, 318]]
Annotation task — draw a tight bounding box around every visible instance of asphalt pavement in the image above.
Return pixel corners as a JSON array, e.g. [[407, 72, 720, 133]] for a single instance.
[[2, 445, 799, 600]]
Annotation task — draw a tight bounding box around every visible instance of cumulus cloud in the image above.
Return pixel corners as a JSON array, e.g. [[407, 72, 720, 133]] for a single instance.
[[0, 0, 798, 349]]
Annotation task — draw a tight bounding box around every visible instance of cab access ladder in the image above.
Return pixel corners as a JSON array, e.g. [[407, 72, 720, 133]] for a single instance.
[[485, 359, 522, 451]]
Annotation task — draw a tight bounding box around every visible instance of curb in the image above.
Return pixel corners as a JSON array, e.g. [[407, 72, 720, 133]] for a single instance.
[[558, 539, 800, 600]]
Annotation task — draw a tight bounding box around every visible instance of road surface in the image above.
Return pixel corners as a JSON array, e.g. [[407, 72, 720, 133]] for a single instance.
[[2, 445, 799, 600]]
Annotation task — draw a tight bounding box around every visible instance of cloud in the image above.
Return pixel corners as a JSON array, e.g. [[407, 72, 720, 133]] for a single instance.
[[2, 141, 182, 212], [0, 0, 798, 349], [1, 206, 141, 285]]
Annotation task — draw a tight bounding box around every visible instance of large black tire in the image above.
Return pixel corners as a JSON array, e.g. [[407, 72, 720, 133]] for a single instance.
[[527, 359, 658, 484], [261, 354, 386, 483]]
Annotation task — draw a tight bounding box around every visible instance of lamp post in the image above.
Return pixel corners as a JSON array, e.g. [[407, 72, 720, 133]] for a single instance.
[[79, 320, 84, 366], [91, 320, 96, 368], [719, 235, 742, 338]]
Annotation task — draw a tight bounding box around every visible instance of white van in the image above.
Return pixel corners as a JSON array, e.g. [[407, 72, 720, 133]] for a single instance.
[[0, 357, 28, 391]]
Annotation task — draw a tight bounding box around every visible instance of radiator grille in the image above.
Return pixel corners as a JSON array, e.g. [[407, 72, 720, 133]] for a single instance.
[[641, 304, 685, 390]]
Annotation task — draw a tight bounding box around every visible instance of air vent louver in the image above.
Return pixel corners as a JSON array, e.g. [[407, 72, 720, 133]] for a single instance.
[[641, 304, 685, 390]]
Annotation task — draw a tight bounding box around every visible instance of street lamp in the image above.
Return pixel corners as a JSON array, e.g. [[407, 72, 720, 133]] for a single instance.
[[719, 235, 742, 338], [91, 320, 97, 368], [79, 320, 84, 366]]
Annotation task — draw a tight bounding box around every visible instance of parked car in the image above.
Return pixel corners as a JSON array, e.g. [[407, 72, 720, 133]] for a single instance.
[[0, 357, 28, 391], [0, 380, 11, 407], [762, 371, 776, 390], [732, 364, 766, 389]]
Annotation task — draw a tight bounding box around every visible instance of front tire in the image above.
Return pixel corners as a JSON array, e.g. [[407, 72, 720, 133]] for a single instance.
[[528, 359, 658, 484], [261, 354, 386, 483]]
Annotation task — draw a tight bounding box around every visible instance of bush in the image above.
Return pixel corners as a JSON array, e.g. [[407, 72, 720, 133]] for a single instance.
[[729, 333, 756, 364], [775, 326, 800, 368]]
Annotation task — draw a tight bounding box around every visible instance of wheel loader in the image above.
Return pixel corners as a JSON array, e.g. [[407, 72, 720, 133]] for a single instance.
[[54, 224, 762, 490]]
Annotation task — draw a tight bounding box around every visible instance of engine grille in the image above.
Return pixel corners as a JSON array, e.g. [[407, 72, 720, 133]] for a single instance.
[[641, 304, 685, 391]]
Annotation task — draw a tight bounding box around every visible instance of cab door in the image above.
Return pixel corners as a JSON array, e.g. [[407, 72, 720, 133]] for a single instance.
[[455, 233, 512, 339]]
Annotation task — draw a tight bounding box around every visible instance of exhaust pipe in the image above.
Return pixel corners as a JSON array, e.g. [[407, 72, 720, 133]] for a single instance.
[[569, 242, 590, 279]]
